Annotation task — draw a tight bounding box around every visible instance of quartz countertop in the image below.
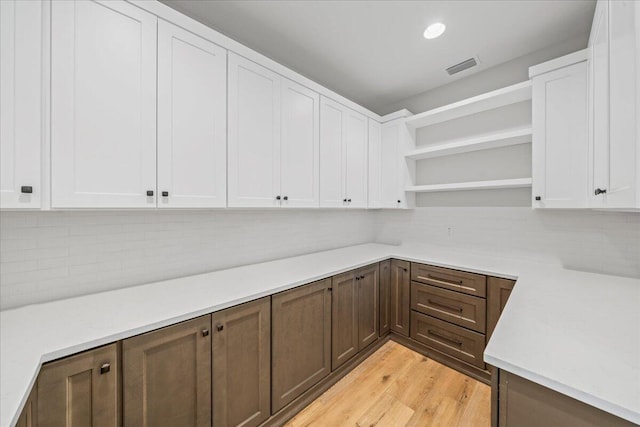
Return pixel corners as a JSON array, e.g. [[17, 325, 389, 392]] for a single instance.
[[1, 243, 638, 426]]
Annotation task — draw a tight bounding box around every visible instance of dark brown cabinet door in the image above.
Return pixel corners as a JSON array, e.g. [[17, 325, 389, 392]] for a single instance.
[[37, 344, 119, 427], [379, 260, 391, 336], [16, 385, 37, 427], [331, 270, 358, 370], [390, 259, 410, 336], [123, 315, 212, 427], [357, 263, 379, 351], [487, 277, 516, 340], [213, 297, 271, 427], [271, 279, 331, 413]]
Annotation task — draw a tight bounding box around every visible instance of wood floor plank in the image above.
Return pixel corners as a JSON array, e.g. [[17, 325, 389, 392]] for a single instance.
[[285, 341, 490, 427]]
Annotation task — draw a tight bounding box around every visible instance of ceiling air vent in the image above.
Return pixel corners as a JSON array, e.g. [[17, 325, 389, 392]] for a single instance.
[[446, 57, 478, 75]]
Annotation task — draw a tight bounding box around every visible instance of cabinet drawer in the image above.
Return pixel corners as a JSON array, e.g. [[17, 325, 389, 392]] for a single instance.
[[410, 311, 485, 369], [411, 282, 486, 333], [411, 263, 487, 298]]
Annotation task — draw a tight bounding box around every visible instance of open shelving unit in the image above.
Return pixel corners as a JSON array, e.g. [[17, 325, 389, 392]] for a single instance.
[[404, 80, 532, 130], [406, 178, 533, 193], [402, 80, 533, 198]]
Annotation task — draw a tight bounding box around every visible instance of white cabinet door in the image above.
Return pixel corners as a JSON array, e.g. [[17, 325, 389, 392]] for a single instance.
[[157, 20, 227, 208], [228, 53, 281, 207], [367, 119, 382, 208], [344, 109, 368, 208], [589, 0, 610, 208], [607, 0, 638, 208], [51, 0, 157, 208], [532, 61, 588, 208], [320, 97, 346, 207], [0, 0, 42, 209], [280, 78, 319, 207], [380, 123, 401, 208]]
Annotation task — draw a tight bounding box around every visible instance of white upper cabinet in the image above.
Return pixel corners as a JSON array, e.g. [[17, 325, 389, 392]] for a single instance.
[[280, 78, 320, 207], [51, 0, 157, 208], [367, 120, 382, 208], [589, 0, 640, 209], [320, 96, 368, 208], [0, 0, 42, 209], [157, 20, 227, 208], [228, 53, 281, 207], [531, 60, 588, 208]]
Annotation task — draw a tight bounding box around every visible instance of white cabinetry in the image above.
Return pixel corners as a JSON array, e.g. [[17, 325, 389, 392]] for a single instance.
[[157, 20, 227, 208], [228, 53, 319, 208], [531, 60, 588, 208], [51, 0, 157, 208], [589, 0, 640, 209], [320, 96, 368, 208], [0, 0, 42, 209]]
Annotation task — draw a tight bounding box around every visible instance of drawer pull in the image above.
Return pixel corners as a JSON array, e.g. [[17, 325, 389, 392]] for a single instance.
[[428, 329, 463, 347], [419, 274, 476, 292], [427, 299, 463, 313], [99, 363, 111, 375]]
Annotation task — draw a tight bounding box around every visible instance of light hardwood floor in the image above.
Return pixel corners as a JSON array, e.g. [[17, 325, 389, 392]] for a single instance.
[[285, 340, 491, 427]]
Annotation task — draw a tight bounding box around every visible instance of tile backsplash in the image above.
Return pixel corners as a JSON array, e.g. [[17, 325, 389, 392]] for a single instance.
[[1, 207, 638, 310], [0, 209, 375, 309], [375, 207, 640, 278]]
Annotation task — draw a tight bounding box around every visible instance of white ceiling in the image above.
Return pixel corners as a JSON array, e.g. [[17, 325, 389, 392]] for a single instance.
[[161, 0, 596, 114]]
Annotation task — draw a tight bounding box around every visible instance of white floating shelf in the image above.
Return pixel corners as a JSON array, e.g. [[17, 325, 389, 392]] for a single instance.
[[406, 178, 533, 193], [405, 127, 532, 160], [405, 80, 532, 129]]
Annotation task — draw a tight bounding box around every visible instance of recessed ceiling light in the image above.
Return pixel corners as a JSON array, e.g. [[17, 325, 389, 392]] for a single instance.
[[424, 22, 446, 40]]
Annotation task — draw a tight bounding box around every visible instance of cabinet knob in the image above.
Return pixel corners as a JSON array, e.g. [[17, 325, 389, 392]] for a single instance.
[[20, 186, 33, 194], [343, 198, 347, 203], [276, 195, 281, 200], [162, 191, 169, 197], [403, 268, 408, 272], [594, 188, 607, 195], [283, 196, 288, 201], [146, 190, 154, 197], [216, 324, 224, 332], [535, 196, 541, 201], [397, 200, 401, 204], [201, 329, 209, 337], [360, 275, 365, 279], [347, 199, 352, 203], [99, 363, 111, 375], [356, 276, 360, 281]]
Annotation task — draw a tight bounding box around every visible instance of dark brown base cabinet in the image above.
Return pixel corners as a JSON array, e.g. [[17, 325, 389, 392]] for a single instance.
[[494, 369, 636, 427], [36, 344, 119, 427], [379, 260, 391, 335], [123, 315, 212, 427], [212, 297, 271, 427], [331, 263, 379, 370], [389, 259, 410, 336], [18, 258, 529, 427], [271, 278, 332, 413]]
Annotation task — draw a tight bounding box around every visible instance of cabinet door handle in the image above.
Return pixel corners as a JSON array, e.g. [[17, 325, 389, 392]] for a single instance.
[[535, 196, 541, 201], [162, 191, 169, 197], [427, 330, 463, 347], [343, 198, 347, 203], [427, 299, 463, 313], [594, 188, 607, 195], [216, 324, 224, 332], [20, 186, 33, 194], [360, 275, 365, 279], [276, 195, 281, 200], [283, 196, 288, 201], [99, 363, 111, 375], [347, 199, 352, 203], [146, 190, 154, 197], [201, 329, 209, 337], [403, 268, 408, 272]]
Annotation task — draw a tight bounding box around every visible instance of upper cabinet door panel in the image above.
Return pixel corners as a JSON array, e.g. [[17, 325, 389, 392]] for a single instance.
[[380, 123, 400, 208], [367, 120, 382, 208], [320, 97, 345, 207], [280, 78, 320, 207], [228, 53, 281, 207], [532, 62, 588, 208], [608, 0, 638, 207], [344, 110, 368, 208], [0, 0, 41, 209], [589, 0, 610, 207], [51, 0, 157, 208], [157, 20, 227, 208]]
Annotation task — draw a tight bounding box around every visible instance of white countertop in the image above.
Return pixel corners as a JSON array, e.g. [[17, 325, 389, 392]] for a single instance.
[[1, 243, 638, 426]]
